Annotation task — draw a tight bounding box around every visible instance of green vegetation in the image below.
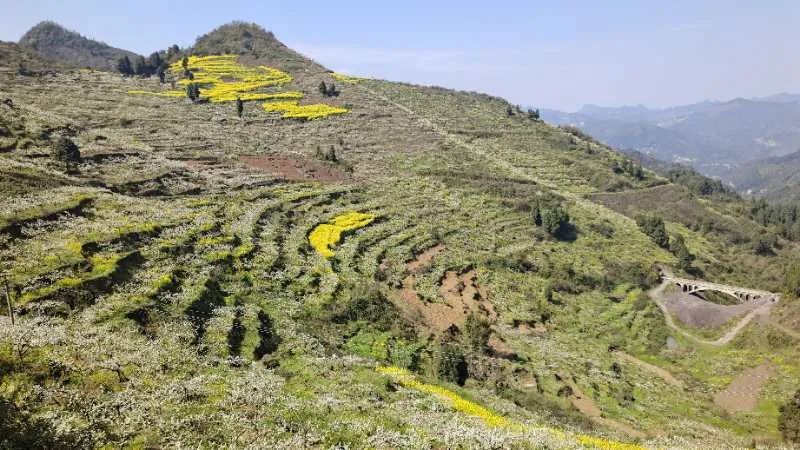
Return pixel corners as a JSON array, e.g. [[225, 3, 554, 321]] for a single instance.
[[780, 390, 800, 443], [636, 214, 669, 248], [0, 20, 798, 449]]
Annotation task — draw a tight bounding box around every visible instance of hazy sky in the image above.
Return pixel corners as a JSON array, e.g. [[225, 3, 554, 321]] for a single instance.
[[2, 0, 798, 111]]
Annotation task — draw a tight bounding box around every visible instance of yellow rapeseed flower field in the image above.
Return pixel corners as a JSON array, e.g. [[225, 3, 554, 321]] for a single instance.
[[376, 366, 646, 450], [308, 212, 375, 258], [128, 54, 348, 119]]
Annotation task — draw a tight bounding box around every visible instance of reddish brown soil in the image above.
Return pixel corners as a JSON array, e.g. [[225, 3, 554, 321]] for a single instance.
[[391, 245, 496, 333], [240, 154, 348, 182], [406, 245, 444, 273], [713, 362, 774, 413]]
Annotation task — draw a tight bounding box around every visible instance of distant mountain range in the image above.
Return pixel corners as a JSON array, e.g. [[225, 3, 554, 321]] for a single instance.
[[542, 95, 800, 198]]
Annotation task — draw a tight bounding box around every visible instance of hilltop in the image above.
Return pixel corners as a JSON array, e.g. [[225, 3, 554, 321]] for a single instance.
[[19, 21, 141, 70], [2, 22, 800, 448]]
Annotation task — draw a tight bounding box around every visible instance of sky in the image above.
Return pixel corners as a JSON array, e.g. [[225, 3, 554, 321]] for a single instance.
[[2, 0, 798, 111]]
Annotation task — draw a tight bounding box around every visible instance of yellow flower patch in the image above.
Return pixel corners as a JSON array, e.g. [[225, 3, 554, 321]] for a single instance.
[[128, 54, 348, 120], [376, 366, 646, 450], [263, 101, 349, 120], [308, 212, 375, 258], [331, 72, 367, 83]]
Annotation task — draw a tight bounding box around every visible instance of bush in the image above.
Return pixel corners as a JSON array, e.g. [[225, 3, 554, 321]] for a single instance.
[[780, 390, 800, 443], [52, 137, 80, 163], [784, 264, 800, 298], [434, 342, 468, 385], [636, 215, 669, 248], [463, 313, 491, 353], [186, 83, 201, 102], [541, 207, 570, 237]]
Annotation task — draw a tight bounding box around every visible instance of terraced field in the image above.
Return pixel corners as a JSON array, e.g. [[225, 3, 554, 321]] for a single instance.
[[2, 23, 800, 449]]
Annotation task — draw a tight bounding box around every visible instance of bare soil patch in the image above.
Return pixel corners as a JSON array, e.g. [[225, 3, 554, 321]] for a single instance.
[[713, 362, 774, 413], [240, 154, 348, 182], [392, 246, 496, 333], [406, 244, 444, 273]]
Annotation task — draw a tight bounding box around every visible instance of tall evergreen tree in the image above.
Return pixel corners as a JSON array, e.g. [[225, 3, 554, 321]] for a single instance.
[[116, 55, 133, 76], [133, 56, 149, 76], [670, 234, 694, 271]]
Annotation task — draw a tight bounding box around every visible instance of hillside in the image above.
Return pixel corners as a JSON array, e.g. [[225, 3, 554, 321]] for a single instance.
[[19, 21, 140, 70], [542, 96, 800, 183], [724, 150, 800, 199], [0, 41, 66, 73], [2, 22, 800, 448]]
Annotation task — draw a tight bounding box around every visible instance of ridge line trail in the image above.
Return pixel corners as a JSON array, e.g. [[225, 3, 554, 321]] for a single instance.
[[648, 280, 770, 346], [360, 85, 585, 201]]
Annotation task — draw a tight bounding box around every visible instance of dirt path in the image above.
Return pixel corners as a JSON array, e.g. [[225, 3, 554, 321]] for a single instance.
[[614, 351, 683, 389], [649, 280, 771, 346], [713, 362, 775, 413]]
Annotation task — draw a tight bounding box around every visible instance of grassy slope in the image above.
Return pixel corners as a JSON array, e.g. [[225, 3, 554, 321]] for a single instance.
[[1, 37, 798, 448]]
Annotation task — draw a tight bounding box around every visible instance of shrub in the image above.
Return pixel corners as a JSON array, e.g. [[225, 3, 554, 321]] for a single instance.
[[236, 97, 244, 118], [754, 235, 776, 256], [636, 215, 669, 248], [52, 137, 80, 163], [541, 206, 570, 237], [186, 83, 201, 102], [784, 264, 800, 298], [434, 342, 468, 385], [780, 390, 800, 443], [463, 313, 491, 353]]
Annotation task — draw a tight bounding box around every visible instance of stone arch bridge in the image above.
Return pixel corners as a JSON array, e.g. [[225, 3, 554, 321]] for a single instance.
[[663, 274, 780, 304]]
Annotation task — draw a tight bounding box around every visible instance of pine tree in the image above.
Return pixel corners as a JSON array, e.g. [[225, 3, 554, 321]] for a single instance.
[[670, 234, 694, 271], [116, 55, 133, 76], [182, 56, 189, 69], [134, 56, 149, 76], [186, 83, 200, 102], [148, 52, 162, 74]]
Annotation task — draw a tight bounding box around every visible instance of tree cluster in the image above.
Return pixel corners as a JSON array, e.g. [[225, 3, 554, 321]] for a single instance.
[[116, 52, 168, 78], [666, 167, 736, 199], [612, 159, 644, 180], [750, 199, 800, 241]]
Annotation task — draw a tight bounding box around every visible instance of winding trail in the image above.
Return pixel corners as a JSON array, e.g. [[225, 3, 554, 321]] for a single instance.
[[648, 280, 771, 346]]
